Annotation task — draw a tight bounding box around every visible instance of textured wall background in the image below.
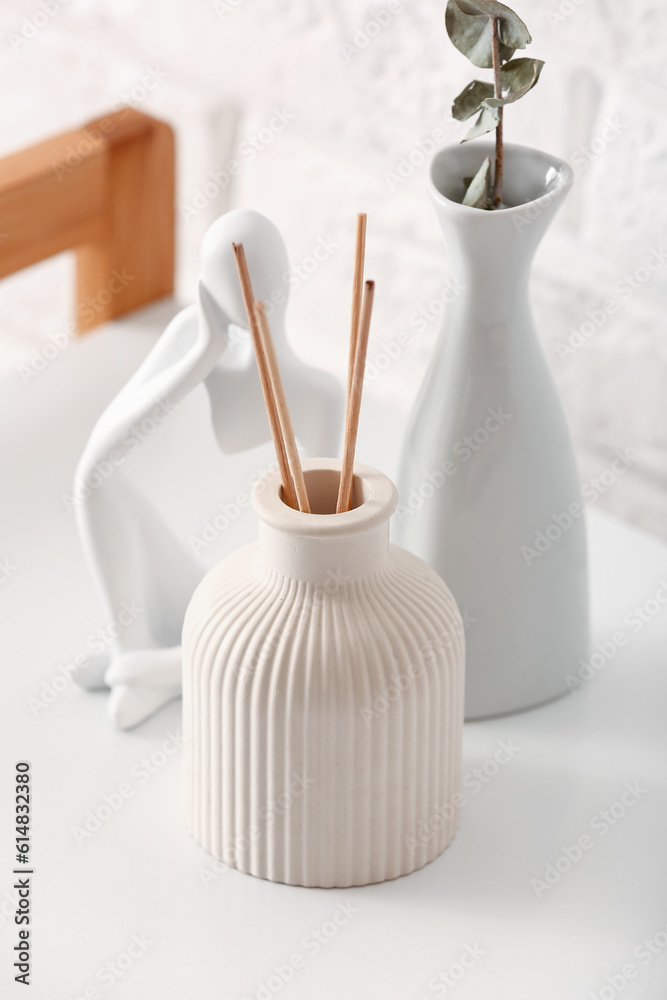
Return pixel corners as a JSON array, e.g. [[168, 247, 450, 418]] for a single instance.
[[0, 0, 665, 537]]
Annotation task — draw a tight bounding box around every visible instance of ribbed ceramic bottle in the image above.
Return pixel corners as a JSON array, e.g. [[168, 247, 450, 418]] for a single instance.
[[182, 458, 465, 887], [397, 141, 589, 719]]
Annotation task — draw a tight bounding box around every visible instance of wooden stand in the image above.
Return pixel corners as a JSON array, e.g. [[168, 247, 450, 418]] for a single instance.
[[0, 108, 175, 332]]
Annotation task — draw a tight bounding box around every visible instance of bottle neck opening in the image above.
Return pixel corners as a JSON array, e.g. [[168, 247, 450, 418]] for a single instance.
[[251, 460, 398, 584]]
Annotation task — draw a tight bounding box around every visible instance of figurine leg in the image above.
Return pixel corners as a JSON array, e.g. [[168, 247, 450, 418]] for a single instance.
[[75, 474, 203, 728]]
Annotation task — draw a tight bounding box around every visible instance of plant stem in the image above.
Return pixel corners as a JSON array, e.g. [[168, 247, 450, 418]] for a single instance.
[[490, 16, 503, 207]]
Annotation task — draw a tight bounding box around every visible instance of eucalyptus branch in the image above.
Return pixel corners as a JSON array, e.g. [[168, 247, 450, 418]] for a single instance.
[[490, 16, 504, 205], [445, 0, 543, 210]]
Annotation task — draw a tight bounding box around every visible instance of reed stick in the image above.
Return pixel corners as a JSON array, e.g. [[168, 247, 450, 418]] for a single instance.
[[345, 213, 367, 401], [336, 279, 375, 513], [254, 301, 311, 513], [232, 242, 298, 510]]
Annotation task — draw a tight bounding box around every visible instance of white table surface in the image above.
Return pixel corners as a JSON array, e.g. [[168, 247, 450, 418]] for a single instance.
[[1, 303, 666, 999]]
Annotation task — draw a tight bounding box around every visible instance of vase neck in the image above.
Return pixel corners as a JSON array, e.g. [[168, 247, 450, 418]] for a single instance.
[[428, 142, 573, 321], [444, 225, 534, 319]]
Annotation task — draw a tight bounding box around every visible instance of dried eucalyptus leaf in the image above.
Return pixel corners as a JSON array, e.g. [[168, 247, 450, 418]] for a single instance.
[[462, 105, 500, 141], [445, 0, 516, 68], [452, 80, 495, 121], [462, 156, 491, 207], [485, 57, 544, 106], [455, 0, 531, 51]]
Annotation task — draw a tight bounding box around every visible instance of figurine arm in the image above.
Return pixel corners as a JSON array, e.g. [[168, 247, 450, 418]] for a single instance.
[[78, 282, 228, 471]]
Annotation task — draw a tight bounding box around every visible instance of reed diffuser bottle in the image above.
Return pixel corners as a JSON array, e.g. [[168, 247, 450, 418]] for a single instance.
[[183, 221, 465, 886], [183, 458, 464, 887]]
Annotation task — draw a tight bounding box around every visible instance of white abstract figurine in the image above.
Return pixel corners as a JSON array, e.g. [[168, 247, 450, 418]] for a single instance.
[[74, 209, 343, 729]]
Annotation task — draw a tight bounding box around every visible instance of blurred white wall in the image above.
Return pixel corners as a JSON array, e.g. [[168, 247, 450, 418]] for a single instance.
[[1, 0, 665, 537]]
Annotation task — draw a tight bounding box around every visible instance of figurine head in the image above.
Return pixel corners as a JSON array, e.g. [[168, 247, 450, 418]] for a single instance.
[[200, 209, 290, 329]]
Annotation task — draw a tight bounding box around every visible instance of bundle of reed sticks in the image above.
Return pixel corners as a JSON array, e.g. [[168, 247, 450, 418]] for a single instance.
[[232, 212, 374, 515]]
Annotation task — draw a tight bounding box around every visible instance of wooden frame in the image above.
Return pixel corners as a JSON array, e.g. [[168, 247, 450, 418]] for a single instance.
[[0, 108, 175, 332]]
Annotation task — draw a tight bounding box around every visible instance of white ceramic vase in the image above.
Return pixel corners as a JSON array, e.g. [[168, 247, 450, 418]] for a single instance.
[[182, 459, 465, 887], [397, 141, 589, 720]]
